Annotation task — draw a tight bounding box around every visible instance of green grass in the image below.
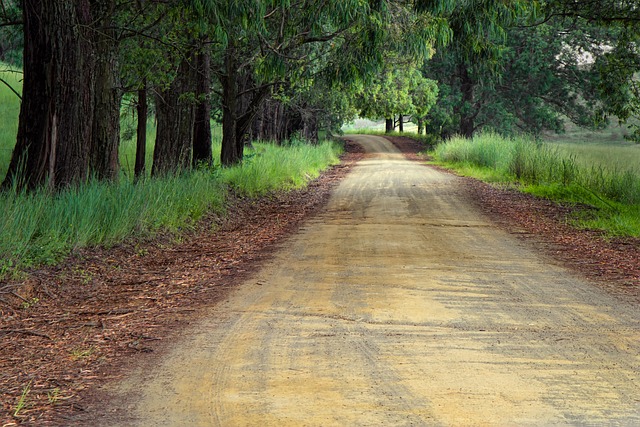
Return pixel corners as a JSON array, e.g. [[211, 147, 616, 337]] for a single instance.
[[221, 139, 341, 197], [0, 139, 341, 277], [432, 132, 640, 237]]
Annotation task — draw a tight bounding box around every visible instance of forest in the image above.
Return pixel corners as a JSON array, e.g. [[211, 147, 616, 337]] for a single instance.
[[0, 0, 639, 271]]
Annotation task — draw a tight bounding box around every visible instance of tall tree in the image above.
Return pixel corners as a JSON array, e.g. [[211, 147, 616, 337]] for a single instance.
[[424, 18, 610, 138], [543, 0, 640, 141], [417, 0, 536, 138], [2, 0, 97, 190], [90, 0, 121, 181]]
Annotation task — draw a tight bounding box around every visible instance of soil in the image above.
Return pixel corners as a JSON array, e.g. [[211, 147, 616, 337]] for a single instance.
[[0, 135, 638, 426]]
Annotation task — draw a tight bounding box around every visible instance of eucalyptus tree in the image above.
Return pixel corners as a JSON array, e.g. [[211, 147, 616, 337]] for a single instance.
[[0, 0, 173, 189], [197, 0, 449, 164], [543, 0, 640, 141], [416, 0, 537, 138], [357, 65, 437, 133], [2, 0, 101, 190], [200, 0, 383, 165], [424, 18, 611, 138]]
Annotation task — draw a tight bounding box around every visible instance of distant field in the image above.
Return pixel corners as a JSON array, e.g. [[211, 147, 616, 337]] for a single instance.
[[545, 120, 640, 173], [0, 63, 22, 181]]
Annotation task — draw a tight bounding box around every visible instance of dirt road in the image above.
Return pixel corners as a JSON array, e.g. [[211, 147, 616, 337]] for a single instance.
[[102, 135, 639, 426]]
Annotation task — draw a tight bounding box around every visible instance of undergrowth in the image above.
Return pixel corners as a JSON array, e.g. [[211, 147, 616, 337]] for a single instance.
[[0, 139, 342, 278], [432, 132, 640, 237]]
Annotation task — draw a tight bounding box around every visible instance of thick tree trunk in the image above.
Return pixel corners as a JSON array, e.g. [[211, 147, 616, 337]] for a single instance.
[[192, 44, 212, 168], [3, 0, 96, 191], [399, 114, 404, 133], [302, 111, 318, 144], [459, 64, 475, 139], [152, 56, 196, 176], [90, 6, 121, 181], [385, 118, 394, 133], [135, 82, 148, 180]]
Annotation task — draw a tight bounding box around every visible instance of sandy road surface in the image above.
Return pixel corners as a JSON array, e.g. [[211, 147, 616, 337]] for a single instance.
[[104, 135, 639, 426]]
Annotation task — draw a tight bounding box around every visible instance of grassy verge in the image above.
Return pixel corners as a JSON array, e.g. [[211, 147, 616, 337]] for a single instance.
[[0, 140, 342, 278], [431, 132, 640, 238]]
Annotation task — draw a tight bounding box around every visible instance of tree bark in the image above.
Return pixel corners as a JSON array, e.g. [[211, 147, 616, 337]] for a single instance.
[[220, 46, 240, 166], [302, 110, 318, 144], [135, 82, 148, 180], [220, 45, 270, 166], [3, 0, 97, 191], [90, 2, 121, 181], [417, 117, 424, 135], [399, 114, 404, 133], [192, 43, 212, 168], [459, 63, 475, 139], [152, 56, 196, 176], [385, 118, 394, 133]]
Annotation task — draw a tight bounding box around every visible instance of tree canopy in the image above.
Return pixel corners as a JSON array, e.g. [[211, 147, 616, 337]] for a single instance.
[[1, 0, 639, 190]]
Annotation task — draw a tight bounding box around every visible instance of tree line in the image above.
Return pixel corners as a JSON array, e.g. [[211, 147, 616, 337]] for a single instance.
[[0, 0, 638, 191]]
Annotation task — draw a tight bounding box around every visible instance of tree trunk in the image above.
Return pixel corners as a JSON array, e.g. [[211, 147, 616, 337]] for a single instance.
[[220, 46, 241, 166], [417, 117, 424, 135], [135, 82, 148, 180], [220, 46, 271, 166], [152, 56, 196, 176], [399, 114, 404, 133], [90, 4, 121, 181], [385, 118, 394, 133], [3, 0, 96, 191], [302, 111, 318, 144], [459, 63, 475, 139], [192, 43, 212, 168]]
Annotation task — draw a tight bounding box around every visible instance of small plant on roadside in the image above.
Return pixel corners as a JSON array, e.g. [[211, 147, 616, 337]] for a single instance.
[[72, 267, 93, 285], [70, 347, 95, 360], [20, 297, 39, 310], [47, 388, 60, 404], [14, 381, 31, 417]]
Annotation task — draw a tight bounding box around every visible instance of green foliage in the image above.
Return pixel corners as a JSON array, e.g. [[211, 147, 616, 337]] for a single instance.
[[0, 2, 23, 66], [425, 16, 611, 138], [543, 0, 640, 141], [357, 65, 438, 122], [433, 133, 640, 236]]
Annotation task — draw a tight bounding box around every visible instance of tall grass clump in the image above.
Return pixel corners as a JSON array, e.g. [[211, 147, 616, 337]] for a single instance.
[[0, 171, 227, 273], [220, 138, 342, 197], [0, 62, 22, 181], [433, 132, 640, 236], [0, 137, 342, 277]]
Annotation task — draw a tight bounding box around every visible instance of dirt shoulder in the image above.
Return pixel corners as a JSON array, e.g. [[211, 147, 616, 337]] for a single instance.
[[1, 135, 638, 425], [0, 142, 364, 426]]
